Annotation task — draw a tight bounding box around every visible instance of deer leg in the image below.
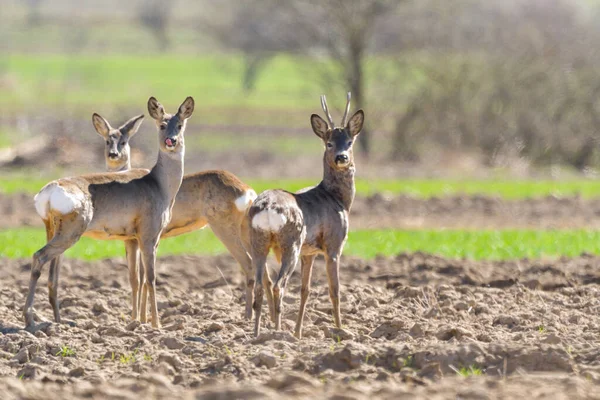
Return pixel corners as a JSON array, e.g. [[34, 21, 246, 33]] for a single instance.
[[125, 239, 140, 320], [272, 242, 301, 331], [136, 251, 144, 320], [210, 223, 256, 320], [252, 251, 268, 337], [47, 255, 63, 323], [140, 239, 161, 329], [294, 254, 316, 339], [44, 220, 62, 323], [325, 253, 342, 328], [24, 215, 86, 330]]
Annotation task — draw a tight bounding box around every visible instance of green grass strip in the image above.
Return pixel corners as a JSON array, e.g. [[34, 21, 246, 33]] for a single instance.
[[5, 175, 600, 199], [2, 228, 600, 261]]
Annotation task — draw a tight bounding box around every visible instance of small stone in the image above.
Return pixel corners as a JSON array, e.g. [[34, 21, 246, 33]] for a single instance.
[[396, 286, 422, 299], [324, 327, 355, 342], [125, 320, 141, 332], [144, 373, 173, 388], [17, 365, 37, 379], [409, 323, 424, 337], [158, 353, 182, 370], [205, 322, 224, 333], [132, 363, 147, 374], [454, 301, 469, 311], [370, 320, 403, 340], [251, 351, 277, 369], [34, 330, 47, 339], [252, 331, 298, 345], [542, 333, 562, 344], [161, 337, 185, 350], [68, 367, 85, 377], [418, 362, 442, 380], [376, 371, 390, 381], [91, 335, 104, 344], [98, 326, 129, 337], [163, 320, 185, 331], [81, 320, 98, 330], [13, 348, 29, 364], [92, 300, 109, 313], [156, 362, 176, 376]]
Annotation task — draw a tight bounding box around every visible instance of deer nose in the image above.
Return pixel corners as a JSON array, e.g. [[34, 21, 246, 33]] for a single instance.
[[335, 154, 349, 164], [108, 151, 119, 159], [165, 137, 177, 147]]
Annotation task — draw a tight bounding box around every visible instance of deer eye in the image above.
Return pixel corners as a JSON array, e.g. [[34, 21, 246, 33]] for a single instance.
[[326, 142, 333, 148], [106, 140, 110, 145], [347, 141, 353, 146], [160, 124, 167, 130]]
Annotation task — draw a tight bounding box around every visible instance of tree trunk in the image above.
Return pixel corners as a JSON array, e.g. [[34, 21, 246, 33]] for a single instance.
[[347, 35, 370, 155], [242, 54, 270, 93]]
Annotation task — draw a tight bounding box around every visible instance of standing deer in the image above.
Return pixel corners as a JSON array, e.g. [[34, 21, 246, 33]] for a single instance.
[[248, 92, 364, 338], [25, 96, 193, 330], [92, 111, 261, 323]]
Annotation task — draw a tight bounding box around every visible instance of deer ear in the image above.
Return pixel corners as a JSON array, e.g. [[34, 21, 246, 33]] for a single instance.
[[178, 96, 195, 119], [92, 113, 111, 138], [119, 114, 144, 138], [147, 97, 165, 121], [347, 110, 364, 137], [310, 114, 329, 140]]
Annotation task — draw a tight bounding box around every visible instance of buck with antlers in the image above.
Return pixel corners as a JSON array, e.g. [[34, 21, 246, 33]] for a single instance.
[[25, 96, 194, 330], [92, 110, 259, 323], [247, 92, 364, 338]]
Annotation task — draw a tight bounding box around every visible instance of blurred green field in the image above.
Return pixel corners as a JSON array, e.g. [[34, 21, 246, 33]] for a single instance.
[[0, 54, 409, 124], [3, 173, 600, 199], [2, 227, 600, 261]]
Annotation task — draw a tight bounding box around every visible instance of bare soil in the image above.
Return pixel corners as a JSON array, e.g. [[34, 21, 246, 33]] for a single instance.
[[4, 191, 600, 230], [1, 253, 600, 399]]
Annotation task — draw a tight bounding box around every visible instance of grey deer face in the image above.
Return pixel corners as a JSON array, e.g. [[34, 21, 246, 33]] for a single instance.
[[310, 93, 364, 170], [92, 113, 144, 170], [147, 96, 194, 153]]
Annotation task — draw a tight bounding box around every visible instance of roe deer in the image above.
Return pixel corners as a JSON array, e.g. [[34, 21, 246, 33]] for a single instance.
[[25, 96, 193, 330], [247, 92, 364, 338], [93, 113, 260, 322]]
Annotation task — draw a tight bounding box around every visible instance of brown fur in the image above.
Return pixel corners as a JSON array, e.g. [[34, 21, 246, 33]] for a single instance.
[[24, 97, 193, 331], [95, 114, 259, 322], [247, 93, 364, 338]]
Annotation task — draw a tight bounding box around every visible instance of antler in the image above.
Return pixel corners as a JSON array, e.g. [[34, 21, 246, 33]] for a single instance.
[[320, 95, 335, 127], [341, 92, 352, 126]]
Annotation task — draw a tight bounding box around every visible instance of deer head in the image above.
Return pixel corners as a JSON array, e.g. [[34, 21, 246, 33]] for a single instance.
[[92, 113, 144, 171], [147, 96, 195, 153], [310, 92, 364, 170]]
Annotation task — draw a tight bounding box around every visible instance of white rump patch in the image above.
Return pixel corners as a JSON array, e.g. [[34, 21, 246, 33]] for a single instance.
[[34, 183, 84, 219], [234, 189, 257, 211], [252, 209, 287, 232]]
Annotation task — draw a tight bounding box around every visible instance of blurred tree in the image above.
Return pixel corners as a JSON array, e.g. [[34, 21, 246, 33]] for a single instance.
[[25, 0, 43, 26], [389, 0, 600, 170], [138, 0, 173, 51], [287, 0, 405, 155], [201, 1, 307, 93], [201, 0, 405, 155]]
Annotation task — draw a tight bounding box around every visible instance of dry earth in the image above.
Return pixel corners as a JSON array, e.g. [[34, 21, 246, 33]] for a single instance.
[[4, 191, 600, 230], [0, 253, 600, 399]]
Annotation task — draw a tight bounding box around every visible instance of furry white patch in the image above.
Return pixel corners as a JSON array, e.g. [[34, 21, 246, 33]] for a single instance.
[[235, 189, 257, 211], [34, 183, 53, 219], [34, 183, 84, 219], [252, 209, 287, 232]]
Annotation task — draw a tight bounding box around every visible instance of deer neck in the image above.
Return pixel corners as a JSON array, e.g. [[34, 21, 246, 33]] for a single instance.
[[150, 147, 184, 203], [321, 157, 356, 211], [106, 158, 130, 173]]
